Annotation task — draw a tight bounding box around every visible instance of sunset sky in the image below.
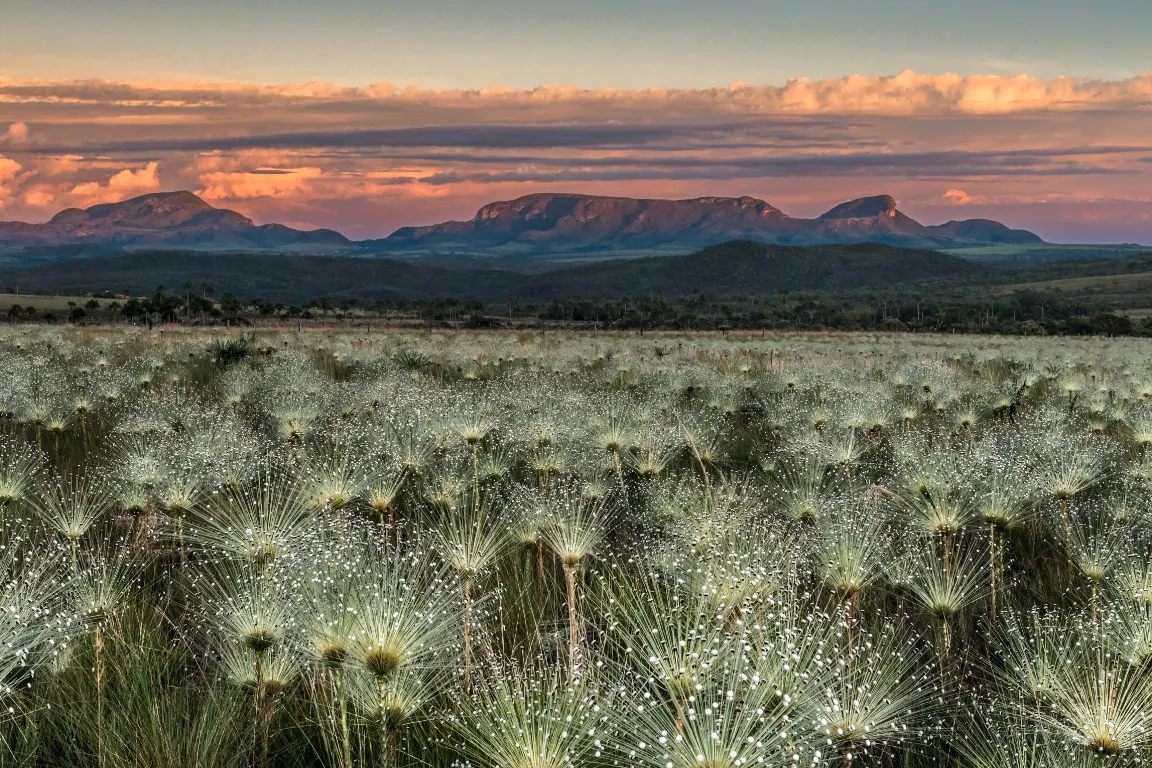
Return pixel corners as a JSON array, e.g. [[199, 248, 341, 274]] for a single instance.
[[1, 0, 1150, 242]]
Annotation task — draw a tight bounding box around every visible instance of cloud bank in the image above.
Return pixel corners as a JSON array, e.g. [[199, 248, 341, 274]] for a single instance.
[[3, 71, 1151, 114], [0, 71, 1150, 241]]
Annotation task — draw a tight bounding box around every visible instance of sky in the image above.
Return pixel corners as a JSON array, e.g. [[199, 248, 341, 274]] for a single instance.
[[1, 0, 1151, 242]]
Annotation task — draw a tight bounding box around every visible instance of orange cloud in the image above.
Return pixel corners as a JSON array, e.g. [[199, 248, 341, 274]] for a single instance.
[[21, 186, 56, 208], [68, 161, 160, 205], [36, 154, 85, 177], [943, 188, 986, 206], [195, 166, 322, 201], [0, 122, 30, 147], [2, 71, 1152, 115], [0, 154, 27, 209]]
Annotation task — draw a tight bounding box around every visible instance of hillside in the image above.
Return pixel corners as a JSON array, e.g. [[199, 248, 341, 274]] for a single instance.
[[512, 241, 984, 300], [0, 240, 986, 304]]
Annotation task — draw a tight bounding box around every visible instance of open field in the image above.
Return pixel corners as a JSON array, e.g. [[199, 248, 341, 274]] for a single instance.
[[0, 327, 1151, 766], [946, 243, 1149, 263], [992, 270, 1152, 309], [0, 292, 103, 310]]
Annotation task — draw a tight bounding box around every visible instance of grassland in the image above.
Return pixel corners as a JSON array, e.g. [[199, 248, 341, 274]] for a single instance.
[[0, 326, 1150, 767], [946, 243, 1149, 263], [991, 270, 1152, 310], [0, 292, 105, 311]]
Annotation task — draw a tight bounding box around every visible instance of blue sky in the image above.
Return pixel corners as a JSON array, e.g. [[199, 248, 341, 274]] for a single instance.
[[3, 0, 1149, 88]]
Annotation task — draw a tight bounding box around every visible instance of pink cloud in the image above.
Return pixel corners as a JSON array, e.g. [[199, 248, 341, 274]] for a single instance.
[[35, 154, 85, 177], [195, 166, 323, 201], [943, 189, 986, 206], [0, 122, 30, 147], [21, 186, 56, 208], [0, 154, 28, 209], [68, 162, 160, 206]]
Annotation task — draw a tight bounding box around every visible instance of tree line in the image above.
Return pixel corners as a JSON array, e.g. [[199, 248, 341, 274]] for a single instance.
[[3, 284, 1149, 337]]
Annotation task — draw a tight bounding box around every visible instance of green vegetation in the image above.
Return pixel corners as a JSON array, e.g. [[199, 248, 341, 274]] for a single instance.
[[4, 241, 1152, 335], [944, 243, 1148, 264], [0, 327, 1150, 766], [0, 241, 985, 303]]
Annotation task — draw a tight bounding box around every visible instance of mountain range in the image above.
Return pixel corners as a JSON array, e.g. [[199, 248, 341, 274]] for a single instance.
[[0, 191, 1042, 260], [0, 191, 350, 252], [371, 192, 1042, 254]]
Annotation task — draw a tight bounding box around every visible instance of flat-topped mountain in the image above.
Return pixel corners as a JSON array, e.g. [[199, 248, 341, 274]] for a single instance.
[[0, 190, 1044, 260], [369, 192, 1042, 254], [386, 194, 789, 249], [0, 192, 351, 251]]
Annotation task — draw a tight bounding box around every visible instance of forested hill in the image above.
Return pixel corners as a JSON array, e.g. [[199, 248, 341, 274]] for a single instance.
[[0, 240, 984, 304]]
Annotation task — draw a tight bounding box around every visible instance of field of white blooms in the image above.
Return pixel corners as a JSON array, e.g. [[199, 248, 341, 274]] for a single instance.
[[2, 327, 1151, 768]]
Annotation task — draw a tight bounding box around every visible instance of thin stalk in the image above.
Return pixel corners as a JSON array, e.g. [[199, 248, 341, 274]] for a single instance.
[[463, 578, 473, 692], [941, 618, 951, 666], [178, 514, 186, 567], [336, 668, 351, 768], [535, 538, 544, 599], [95, 624, 105, 768], [471, 443, 480, 510], [989, 523, 998, 629], [564, 563, 581, 682], [611, 448, 628, 504], [943, 530, 953, 582], [254, 649, 266, 768], [377, 678, 389, 768]]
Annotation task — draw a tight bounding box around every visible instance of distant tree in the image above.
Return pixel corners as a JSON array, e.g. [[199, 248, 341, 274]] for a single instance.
[[85, 299, 100, 311], [220, 293, 241, 324], [1090, 312, 1133, 336], [122, 298, 145, 320]]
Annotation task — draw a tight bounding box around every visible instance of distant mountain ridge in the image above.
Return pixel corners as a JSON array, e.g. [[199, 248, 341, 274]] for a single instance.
[[0, 190, 1042, 258], [369, 192, 1043, 253], [0, 192, 350, 251]]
